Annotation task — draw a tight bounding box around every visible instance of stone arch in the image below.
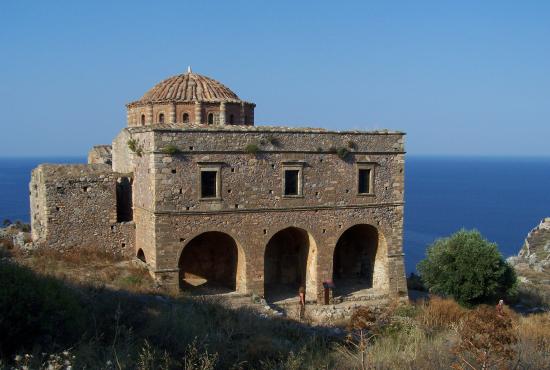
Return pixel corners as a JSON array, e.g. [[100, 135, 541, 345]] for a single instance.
[[332, 224, 388, 296], [182, 112, 189, 123], [140, 114, 145, 126], [178, 231, 246, 294], [207, 113, 214, 125], [229, 114, 234, 124], [264, 227, 317, 302], [136, 248, 146, 263], [158, 112, 165, 124]]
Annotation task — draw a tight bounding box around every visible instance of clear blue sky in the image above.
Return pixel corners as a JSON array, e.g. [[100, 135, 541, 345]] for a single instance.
[[0, 0, 548, 157]]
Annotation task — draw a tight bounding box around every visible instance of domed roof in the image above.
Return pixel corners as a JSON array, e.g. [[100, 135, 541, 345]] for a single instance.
[[128, 68, 241, 106]]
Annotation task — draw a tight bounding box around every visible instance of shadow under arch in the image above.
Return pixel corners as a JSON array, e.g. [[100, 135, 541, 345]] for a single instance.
[[178, 231, 246, 295], [264, 227, 318, 302], [332, 224, 388, 297]]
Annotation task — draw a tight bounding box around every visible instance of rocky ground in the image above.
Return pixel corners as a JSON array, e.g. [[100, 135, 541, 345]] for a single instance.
[[508, 217, 550, 312]]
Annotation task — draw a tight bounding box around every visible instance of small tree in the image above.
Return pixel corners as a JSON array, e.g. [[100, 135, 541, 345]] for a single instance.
[[418, 229, 517, 307]]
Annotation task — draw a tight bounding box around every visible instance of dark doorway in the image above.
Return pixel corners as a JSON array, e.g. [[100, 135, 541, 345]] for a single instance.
[[333, 224, 380, 296], [116, 177, 133, 222], [179, 232, 240, 294], [264, 227, 312, 302], [137, 249, 146, 263]]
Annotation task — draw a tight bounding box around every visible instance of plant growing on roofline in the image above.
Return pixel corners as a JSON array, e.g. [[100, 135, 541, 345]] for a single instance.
[[161, 144, 180, 155], [244, 143, 260, 155], [127, 139, 143, 157], [336, 147, 350, 160]]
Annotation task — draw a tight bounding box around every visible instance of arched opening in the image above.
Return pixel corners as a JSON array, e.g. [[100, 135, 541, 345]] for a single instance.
[[137, 249, 146, 263], [207, 113, 214, 125], [264, 227, 317, 302], [158, 113, 165, 124], [140, 114, 145, 125], [332, 224, 387, 297], [179, 231, 245, 294], [244, 115, 248, 125], [182, 112, 189, 123], [229, 114, 234, 124]]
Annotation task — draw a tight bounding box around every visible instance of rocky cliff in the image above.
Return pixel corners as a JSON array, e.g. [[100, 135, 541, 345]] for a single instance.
[[509, 218, 550, 272], [508, 218, 550, 310]]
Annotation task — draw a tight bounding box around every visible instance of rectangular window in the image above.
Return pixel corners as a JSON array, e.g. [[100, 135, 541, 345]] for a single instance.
[[201, 171, 218, 198], [284, 170, 300, 196], [358, 169, 371, 194], [356, 162, 375, 195]]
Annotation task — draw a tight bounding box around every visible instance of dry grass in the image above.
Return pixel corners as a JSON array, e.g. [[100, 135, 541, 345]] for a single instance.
[[417, 296, 467, 331], [13, 246, 157, 294], [3, 245, 550, 369], [516, 312, 550, 352]]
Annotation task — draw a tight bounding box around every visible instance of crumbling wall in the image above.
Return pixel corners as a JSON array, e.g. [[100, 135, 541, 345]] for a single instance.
[[88, 145, 112, 165], [29, 164, 135, 256]]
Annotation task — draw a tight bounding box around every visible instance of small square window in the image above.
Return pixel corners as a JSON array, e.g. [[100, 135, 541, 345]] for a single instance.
[[201, 171, 218, 198], [284, 170, 300, 196]]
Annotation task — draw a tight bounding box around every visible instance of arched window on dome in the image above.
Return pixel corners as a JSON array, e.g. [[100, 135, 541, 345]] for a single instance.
[[140, 114, 145, 126], [207, 113, 214, 125], [158, 113, 165, 124], [182, 113, 189, 123], [229, 114, 234, 125]]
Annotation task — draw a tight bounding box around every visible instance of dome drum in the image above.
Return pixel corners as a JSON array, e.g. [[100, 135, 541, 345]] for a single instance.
[[126, 69, 255, 127]]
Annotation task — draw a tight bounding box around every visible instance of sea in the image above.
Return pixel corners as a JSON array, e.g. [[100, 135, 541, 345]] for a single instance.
[[1, 156, 549, 274]]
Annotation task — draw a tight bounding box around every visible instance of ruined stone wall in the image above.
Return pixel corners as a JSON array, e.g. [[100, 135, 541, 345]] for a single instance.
[[29, 164, 135, 256], [112, 129, 135, 173], [88, 145, 112, 165]]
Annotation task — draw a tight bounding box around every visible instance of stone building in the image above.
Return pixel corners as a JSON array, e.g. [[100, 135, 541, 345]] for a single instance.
[[30, 69, 407, 303]]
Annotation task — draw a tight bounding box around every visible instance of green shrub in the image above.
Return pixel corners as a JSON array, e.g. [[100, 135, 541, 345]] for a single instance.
[[0, 262, 86, 357], [161, 144, 180, 155], [418, 229, 517, 307], [336, 147, 350, 159], [127, 139, 143, 157], [244, 143, 259, 155]]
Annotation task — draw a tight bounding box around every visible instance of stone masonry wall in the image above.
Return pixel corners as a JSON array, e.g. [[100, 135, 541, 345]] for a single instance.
[[125, 125, 407, 301], [153, 205, 406, 301], [30, 164, 135, 256]]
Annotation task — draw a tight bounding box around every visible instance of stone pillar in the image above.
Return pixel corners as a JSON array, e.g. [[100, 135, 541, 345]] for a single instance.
[[153, 269, 180, 294], [195, 102, 202, 124], [169, 103, 176, 123], [240, 102, 245, 125], [146, 104, 153, 125], [219, 102, 226, 125]]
